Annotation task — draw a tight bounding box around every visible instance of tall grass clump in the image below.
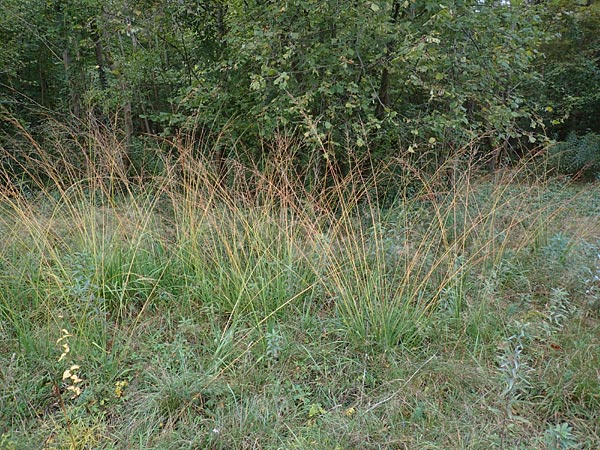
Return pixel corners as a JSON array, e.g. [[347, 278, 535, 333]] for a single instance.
[[1, 117, 599, 448]]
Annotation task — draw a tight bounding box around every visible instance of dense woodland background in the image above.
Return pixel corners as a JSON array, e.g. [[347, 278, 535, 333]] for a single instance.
[[1, 0, 599, 189]]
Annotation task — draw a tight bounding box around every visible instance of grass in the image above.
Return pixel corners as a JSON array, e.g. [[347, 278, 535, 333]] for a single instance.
[[0, 124, 599, 449]]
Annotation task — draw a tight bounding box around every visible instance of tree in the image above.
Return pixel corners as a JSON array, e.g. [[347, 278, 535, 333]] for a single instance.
[[1, 0, 572, 187], [535, 0, 600, 138]]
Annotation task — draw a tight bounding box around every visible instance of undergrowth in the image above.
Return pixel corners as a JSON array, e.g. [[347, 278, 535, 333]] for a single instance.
[[0, 122, 598, 449]]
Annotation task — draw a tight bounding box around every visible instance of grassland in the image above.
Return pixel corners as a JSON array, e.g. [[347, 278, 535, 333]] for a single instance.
[[0, 134, 599, 449]]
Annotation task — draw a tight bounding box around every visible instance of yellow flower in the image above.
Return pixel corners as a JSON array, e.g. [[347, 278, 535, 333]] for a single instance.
[[344, 407, 356, 417], [114, 380, 129, 398]]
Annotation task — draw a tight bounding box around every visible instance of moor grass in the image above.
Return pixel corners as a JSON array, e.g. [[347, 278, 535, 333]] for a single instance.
[[0, 133, 599, 449]]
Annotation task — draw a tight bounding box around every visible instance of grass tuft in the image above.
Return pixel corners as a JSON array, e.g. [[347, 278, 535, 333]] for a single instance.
[[1, 121, 599, 448]]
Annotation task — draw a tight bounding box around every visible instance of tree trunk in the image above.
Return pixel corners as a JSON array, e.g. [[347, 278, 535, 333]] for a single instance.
[[62, 48, 82, 118], [375, 1, 401, 120], [90, 19, 108, 91]]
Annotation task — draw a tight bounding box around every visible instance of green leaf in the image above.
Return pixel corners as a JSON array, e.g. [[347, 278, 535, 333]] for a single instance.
[[308, 403, 325, 418]]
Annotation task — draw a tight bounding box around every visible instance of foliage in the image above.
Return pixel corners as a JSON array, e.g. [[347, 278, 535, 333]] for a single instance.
[[1, 0, 583, 182], [1, 127, 599, 448], [536, 0, 600, 139], [181, 1, 546, 164], [549, 131, 600, 179], [544, 422, 578, 450]]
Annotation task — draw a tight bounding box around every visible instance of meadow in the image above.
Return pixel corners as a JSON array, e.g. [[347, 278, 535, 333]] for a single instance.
[[0, 130, 599, 449]]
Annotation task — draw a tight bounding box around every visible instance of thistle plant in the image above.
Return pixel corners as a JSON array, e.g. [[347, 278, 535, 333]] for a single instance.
[[498, 322, 532, 419], [265, 325, 284, 361], [583, 245, 600, 313], [547, 288, 572, 331], [543, 422, 578, 450]]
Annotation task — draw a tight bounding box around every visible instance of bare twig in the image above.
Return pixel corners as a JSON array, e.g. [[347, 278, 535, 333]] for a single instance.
[[365, 354, 437, 414]]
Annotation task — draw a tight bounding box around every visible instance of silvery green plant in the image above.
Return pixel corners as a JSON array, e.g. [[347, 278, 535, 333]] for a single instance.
[[542, 232, 572, 266], [66, 252, 98, 300], [498, 322, 532, 419], [583, 246, 600, 312], [547, 288, 572, 331], [265, 325, 284, 361], [543, 422, 578, 449], [63, 252, 106, 320], [482, 267, 499, 301]]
